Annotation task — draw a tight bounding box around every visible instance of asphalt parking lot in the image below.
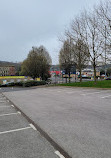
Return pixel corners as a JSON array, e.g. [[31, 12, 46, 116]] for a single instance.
[[0, 92, 59, 158], [2, 87, 111, 158]]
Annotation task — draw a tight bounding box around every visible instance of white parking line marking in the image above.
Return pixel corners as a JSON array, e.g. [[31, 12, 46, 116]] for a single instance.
[[11, 105, 14, 107], [81, 91, 103, 95], [0, 112, 19, 117], [55, 151, 65, 158], [0, 101, 7, 103], [0, 106, 9, 108], [0, 127, 31, 135], [66, 91, 74, 94], [101, 95, 111, 99], [81, 90, 111, 96], [57, 91, 62, 93], [30, 124, 37, 130], [17, 111, 21, 114]]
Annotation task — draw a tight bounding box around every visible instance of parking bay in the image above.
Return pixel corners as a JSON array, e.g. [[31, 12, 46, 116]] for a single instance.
[[0, 93, 58, 158], [3, 87, 111, 158]]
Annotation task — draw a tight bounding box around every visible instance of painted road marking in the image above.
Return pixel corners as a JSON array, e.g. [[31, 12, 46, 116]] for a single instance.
[[0, 126, 31, 135], [17, 111, 21, 114], [57, 91, 62, 93], [65, 90, 93, 94], [0, 101, 6, 102], [55, 151, 65, 158], [0, 97, 6, 98], [0, 112, 21, 117], [66, 91, 75, 94], [101, 95, 111, 99], [11, 105, 14, 107], [0, 101, 7, 103], [38, 88, 100, 95], [0, 106, 10, 108], [81, 91, 102, 95], [30, 124, 37, 130], [81, 90, 111, 96]]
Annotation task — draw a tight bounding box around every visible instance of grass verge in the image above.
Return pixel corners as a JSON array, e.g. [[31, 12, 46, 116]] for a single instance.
[[58, 80, 111, 88]]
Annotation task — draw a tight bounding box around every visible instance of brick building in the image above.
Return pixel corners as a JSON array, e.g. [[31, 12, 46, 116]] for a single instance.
[[0, 66, 16, 76]]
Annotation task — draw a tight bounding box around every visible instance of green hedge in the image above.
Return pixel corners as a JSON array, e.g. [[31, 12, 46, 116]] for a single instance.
[[0, 80, 46, 87], [16, 80, 46, 87], [0, 82, 15, 87]]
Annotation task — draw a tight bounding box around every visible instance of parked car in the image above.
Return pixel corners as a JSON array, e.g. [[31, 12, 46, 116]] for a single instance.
[[105, 76, 111, 80]]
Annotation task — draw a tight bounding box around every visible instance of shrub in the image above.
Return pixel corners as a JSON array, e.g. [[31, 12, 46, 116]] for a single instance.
[[0, 80, 46, 87], [15, 81, 24, 86], [16, 80, 46, 87], [7, 82, 15, 86], [1, 82, 15, 87]]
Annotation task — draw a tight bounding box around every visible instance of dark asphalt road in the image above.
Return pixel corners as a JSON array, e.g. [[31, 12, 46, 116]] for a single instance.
[[3, 87, 111, 158]]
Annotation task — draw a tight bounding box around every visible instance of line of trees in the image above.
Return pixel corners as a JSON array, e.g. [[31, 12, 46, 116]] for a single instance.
[[59, 0, 111, 83], [59, 39, 90, 82]]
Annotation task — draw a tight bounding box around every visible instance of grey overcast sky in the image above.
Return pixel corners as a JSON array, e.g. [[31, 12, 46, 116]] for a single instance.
[[0, 0, 100, 64]]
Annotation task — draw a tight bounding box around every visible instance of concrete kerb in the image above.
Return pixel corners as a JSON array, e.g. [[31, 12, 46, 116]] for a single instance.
[[2, 92, 72, 158]]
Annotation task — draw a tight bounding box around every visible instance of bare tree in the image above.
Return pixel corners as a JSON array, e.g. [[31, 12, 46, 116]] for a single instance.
[[95, 1, 111, 73], [59, 37, 89, 82], [73, 39, 90, 82], [59, 39, 74, 83], [66, 10, 103, 83], [95, 1, 111, 46], [85, 12, 103, 82]]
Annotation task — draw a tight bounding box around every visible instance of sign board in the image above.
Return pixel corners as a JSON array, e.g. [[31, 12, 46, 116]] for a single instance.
[[3, 80, 7, 84], [36, 78, 40, 81], [0, 76, 25, 79]]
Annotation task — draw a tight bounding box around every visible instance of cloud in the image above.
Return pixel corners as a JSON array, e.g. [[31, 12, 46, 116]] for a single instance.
[[0, 0, 100, 64]]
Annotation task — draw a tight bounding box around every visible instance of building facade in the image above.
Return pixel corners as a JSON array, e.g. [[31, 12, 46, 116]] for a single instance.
[[0, 66, 16, 76], [82, 68, 100, 77]]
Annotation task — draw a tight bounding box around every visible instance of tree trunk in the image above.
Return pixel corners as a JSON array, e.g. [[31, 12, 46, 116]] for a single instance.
[[66, 77, 67, 83], [80, 69, 82, 82], [68, 71, 71, 83], [93, 62, 96, 83]]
